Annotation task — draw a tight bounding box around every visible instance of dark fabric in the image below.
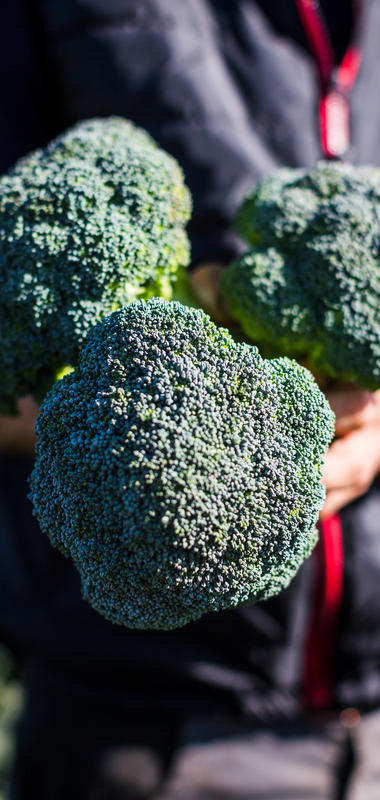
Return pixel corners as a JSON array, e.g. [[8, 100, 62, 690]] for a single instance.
[[252, 0, 355, 63], [0, 0, 63, 173], [319, 0, 354, 62], [2, 477, 380, 723], [335, 479, 380, 711], [3, 1, 380, 265], [156, 715, 349, 800], [1, 0, 380, 726], [10, 676, 176, 799], [15, 679, 380, 800], [12, 694, 380, 799], [345, 709, 380, 800]]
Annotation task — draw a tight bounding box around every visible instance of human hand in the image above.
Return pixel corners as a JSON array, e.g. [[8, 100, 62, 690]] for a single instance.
[[189, 263, 232, 324], [0, 395, 39, 456], [320, 388, 380, 519]]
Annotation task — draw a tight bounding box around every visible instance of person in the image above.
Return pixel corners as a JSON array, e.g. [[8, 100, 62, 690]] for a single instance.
[[1, 1, 380, 797]]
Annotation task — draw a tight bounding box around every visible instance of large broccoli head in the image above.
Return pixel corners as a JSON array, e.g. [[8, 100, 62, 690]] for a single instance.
[[221, 161, 380, 388], [30, 299, 334, 630], [0, 117, 191, 413]]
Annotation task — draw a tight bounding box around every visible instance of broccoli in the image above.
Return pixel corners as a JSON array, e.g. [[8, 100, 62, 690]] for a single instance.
[[0, 117, 191, 414], [220, 161, 380, 388], [30, 299, 334, 630]]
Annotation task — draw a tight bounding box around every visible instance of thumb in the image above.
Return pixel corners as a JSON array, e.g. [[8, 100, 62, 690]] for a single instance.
[[326, 389, 374, 436]]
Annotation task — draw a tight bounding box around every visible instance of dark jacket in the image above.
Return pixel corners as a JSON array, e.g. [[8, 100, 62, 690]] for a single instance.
[[1, 0, 380, 719]]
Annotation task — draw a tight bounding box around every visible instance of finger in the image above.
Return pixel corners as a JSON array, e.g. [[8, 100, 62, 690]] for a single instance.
[[326, 389, 376, 436], [326, 389, 372, 432], [322, 423, 380, 495], [0, 395, 38, 455], [189, 263, 231, 323], [320, 484, 365, 519], [17, 395, 40, 417], [327, 389, 371, 419], [321, 436, 361, 490]]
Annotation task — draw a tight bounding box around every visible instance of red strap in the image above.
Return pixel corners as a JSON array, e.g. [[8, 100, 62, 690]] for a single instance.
[[295, 0, 335, 87], [295, 0, 363, 158], [339, 45, 362, 91], [303, 515, 344, 710]]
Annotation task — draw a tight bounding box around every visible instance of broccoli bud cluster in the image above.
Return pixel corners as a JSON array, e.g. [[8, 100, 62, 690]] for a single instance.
[[221, 161, 380, 388], [0, 117, 191, 413], [30, 299, 334, 630]]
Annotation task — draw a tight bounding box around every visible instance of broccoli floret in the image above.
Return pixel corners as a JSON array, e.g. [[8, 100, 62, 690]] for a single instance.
[[0, 117, 191, 413], [30, 299, 334, 630], [221, 161, 380, 388]]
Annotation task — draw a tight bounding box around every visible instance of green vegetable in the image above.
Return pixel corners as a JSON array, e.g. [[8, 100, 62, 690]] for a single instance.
[[0, 117, 191, 413], [30, 299, 334, 630], [221, 161, 380, 388]]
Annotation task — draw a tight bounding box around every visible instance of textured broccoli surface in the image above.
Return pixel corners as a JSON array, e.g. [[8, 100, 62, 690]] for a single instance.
[[0, 117, 191, 413], [221, 161, 380, 388], [30, 299, 334, 630]]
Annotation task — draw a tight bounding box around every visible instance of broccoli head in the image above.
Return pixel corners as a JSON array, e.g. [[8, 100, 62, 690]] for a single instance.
[[30, 299, 334, 630], [221, 161, 380, 388], [0, 117, 191, 413]]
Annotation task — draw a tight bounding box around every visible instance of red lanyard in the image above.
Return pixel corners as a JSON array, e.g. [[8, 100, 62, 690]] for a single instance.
[[303, 516, 344, 710], [295, 0, 363, 159]]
